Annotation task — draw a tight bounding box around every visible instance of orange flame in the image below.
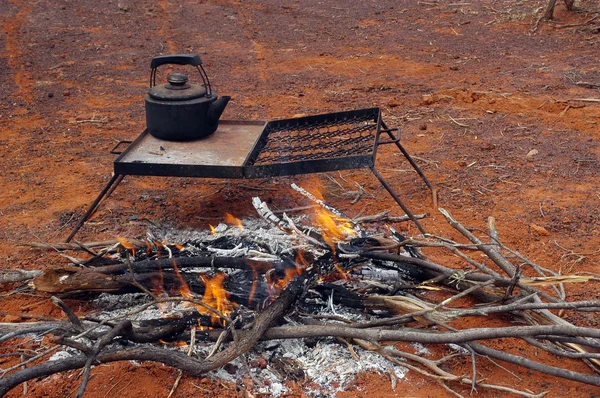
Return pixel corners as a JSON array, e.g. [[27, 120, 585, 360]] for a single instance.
[[117, 237, 137, 256], [224, 213, 244, 231], [295, 250, 310, 275], [173, 260, 193, 298], [159, 339, 188, 347], [248, 264, 259, 307], [262, 251, 313, 303], [311, 207, 357, 252], [152, 264, 172, 316], [172, 259, 235, 326], [266, 267, 301, 301], [144, 240, 153, 256], [199, 273, 235, 326], [335, 264, 349, 280], [281, 268, 298, 288], [209, 224, 217, 235]]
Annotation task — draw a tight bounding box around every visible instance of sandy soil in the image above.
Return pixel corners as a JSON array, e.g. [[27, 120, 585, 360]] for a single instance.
[[1, 0, 600, 396]]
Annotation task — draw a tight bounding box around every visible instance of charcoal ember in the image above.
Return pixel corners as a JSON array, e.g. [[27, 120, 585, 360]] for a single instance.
[[340, 237, 384, 252], [312, 253, 335, 275], [136, 313, 202, 328], [313, 283, 365, 309], [92, 292, 152, 310], [349, 265, 416, 287], [224, 363, 238, 375], [370, 259, 432, 282], [388, 226, 420, 258], [224, 270, 272, 309], [230, 306, 256, 328], [263, 341, 281, 351], [205, 235, 242, 250], [270, 357, 306, 381]]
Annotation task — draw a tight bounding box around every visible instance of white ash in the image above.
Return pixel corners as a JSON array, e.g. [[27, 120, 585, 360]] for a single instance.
[[162, 215, 321, 260], [165, 217, 294, 246], [201, 305, 406, 397], [49, 350, 75, 362], [411, 342, 431, 356], [91, 293, 196, 321], [48, 341, 95, 362], [254, 339, 406, 397], [190, 338, 407, 398]]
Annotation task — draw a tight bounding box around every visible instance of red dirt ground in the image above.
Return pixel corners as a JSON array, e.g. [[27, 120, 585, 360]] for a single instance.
[[1, 0, 600, 396]]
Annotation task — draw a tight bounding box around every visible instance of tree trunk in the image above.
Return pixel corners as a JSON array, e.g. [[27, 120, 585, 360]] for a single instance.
[[544, 0, 558, 20], [545, 0, 576, 20]]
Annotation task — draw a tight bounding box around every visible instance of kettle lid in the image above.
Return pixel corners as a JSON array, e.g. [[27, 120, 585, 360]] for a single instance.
[[148, 73, 208, 101]]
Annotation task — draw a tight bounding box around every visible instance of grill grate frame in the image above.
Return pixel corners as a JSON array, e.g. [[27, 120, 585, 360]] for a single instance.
[[244, 108, 382, 177], [251, 113, 378, 165]]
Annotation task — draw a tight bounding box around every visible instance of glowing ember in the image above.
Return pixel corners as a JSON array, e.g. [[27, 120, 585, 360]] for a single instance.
[[159, 339, 188, 347], [209, 224, 217, 235], [334, 264, 349, 280], [144, 241, 153, 256], [281, 268, 299, 288], [224, 212, 244, 230]]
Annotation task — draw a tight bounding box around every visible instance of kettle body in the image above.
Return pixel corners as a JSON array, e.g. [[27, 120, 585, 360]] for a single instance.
[[144, 54, 230, 141]]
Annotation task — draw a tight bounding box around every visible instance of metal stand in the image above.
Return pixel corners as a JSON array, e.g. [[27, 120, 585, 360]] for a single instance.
[[66, 112, 435, 242], [369, 124, 434, 235], [65, 174, 124, 242], [370, 166, 426, 235]]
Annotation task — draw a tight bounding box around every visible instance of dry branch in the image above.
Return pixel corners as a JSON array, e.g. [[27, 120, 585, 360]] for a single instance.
[[438, 208, 516, 276], [0, 270, 43, 284]]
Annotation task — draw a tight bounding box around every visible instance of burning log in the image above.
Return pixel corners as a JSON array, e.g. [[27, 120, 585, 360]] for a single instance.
[[3, 187, 600, 397]]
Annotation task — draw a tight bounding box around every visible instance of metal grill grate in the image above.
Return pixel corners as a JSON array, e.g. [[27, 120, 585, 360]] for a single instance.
[[251, 113, 378, 165]]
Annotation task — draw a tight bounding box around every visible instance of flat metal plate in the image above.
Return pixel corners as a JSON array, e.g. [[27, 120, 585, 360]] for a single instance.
[[114, 120, 266, 178]]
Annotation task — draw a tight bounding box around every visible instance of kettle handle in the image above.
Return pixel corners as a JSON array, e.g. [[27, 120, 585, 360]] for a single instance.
[[149, 54, 212, 97], [150, 54, 202, 69]]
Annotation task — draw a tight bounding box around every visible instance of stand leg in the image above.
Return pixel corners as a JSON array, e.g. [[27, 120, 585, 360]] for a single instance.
[[396, 142, 434, 191], [370, 166, 427, 235], [65, 174, 124, 242], [381, 126, 435, 193]]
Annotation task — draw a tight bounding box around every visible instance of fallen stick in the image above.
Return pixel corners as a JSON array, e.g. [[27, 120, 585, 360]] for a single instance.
[[359, 251, 559, 303], [359, 340, 544, 398], [352, 299, 600, 328], [438, 208, 516, 277], [353, 212, 427, 224], [6, 321, 600, 397], [19, 240, 142, 251], [0, 270, 43, 284], [91, 256, 279, 275]]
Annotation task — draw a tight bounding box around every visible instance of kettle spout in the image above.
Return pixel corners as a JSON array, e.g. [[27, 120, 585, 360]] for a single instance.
[[207, 96, 231, 125]]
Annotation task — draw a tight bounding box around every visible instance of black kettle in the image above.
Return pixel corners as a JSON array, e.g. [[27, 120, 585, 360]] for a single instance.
[[145, 54, 231, 141]]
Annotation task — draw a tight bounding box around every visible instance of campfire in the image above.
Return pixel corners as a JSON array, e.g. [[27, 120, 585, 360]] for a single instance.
[[2, 184, 600, 397]]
